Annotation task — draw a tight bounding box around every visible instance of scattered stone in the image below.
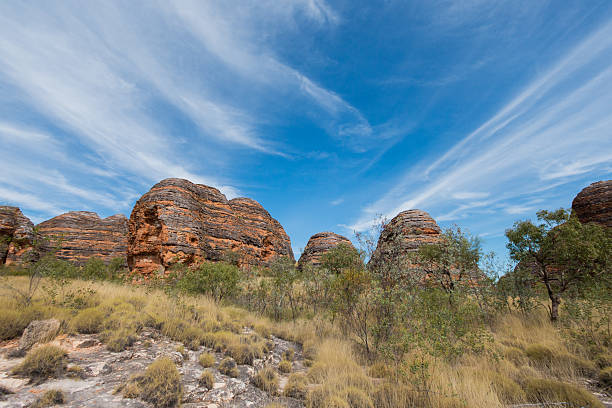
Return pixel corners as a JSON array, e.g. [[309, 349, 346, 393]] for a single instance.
[[76, 339, 98, 349]]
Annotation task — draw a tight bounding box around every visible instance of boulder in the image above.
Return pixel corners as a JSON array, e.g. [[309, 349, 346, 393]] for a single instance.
[[571, 180, 611, 227], [127, 178, 293, 275], [16, 319, 60, 355], [298, 232, 354, 270], [37, 212, 128, 265], [0, 206, 34, 265], [368, 209, 441, 272]]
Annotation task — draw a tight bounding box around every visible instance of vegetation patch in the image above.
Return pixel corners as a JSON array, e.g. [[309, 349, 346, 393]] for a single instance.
[[199, 369, 214, 389], [198, 352, 216, 368], [524, 378, 604, 408], [278, 358, 292, 373], [252, 366, 278, 394], [599, 367, 612, 388], [12, 345, 67, 381], [72, 307, 105, 334], [119, 357, 183, 408], [218, 357, 239, 377], [284, 373, 308, 399], [30, 389, 65, 408]]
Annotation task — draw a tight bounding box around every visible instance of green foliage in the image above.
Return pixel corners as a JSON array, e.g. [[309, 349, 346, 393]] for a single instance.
[[320, 243, 364, 275], [505, 209, 612, 321], [12, 345, 67, 381], [30, 389, 65, 408], [174, 262, 242, 302], [252, 366, 278, 394], [523, 377, 604, 408]]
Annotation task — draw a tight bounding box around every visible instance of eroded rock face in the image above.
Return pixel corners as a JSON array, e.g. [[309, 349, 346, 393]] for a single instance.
[[298, 232, 354, 270], [572, 180, 611, 228], [37, 212, 128, 265], [128, 178, 294, 275], [368, 209, 441, 271], [0, 206, 34, 265]]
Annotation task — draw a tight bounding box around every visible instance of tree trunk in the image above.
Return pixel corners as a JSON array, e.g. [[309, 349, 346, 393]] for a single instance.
[[550, 295, 560, 322]]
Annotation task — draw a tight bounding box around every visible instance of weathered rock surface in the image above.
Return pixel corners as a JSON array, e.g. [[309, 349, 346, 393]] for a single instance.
[[0, 327, 305, 407], [16, 319, 60, 356], [368, 209, 441, 271], [298, 232, 354, 270], [572, 180, 612, 228], [37, 212, 128, 265], [0, 206, 34, 265], [128, 178, 294, 275]]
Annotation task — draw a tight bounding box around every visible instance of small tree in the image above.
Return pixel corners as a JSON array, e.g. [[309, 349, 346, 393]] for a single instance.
[[505, 209, 611, 321], [415, 226, 483, 305]]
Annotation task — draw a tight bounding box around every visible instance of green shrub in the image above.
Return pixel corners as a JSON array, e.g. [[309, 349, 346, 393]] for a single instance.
[[199, 352, 216, 368], [12, 345, 67, 381], [218, 357, 239, 377], [600, 367, 612, 387], [175, 262, 242, 302], [278, 359, 292, 373], [30, 389, 65, 408], [284, 373, 308, 399], [72, 307, 105, 334], [252, 366, 278, 394], [139, 358, 183, 408], [524, 378, 604, 408], [82, 258, 108, 280]]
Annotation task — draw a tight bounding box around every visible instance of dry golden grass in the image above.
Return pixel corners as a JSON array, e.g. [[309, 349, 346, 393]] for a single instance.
[[1, 277, 607, 407]]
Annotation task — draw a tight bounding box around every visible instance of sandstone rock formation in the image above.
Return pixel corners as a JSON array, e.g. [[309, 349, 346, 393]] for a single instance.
[[572, 180, 611, 227], [0, 206, 34, 265], [37, 212, 128, 265], [128, 178, 293, 275], [298, 232, 354, 270], [368, 209, 441, 271]]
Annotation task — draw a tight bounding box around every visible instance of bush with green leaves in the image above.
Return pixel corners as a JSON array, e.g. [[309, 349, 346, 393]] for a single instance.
[[175, 262, 242, 302]]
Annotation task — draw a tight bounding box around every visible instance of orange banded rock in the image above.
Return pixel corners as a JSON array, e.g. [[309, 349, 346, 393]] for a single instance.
[[298, 232, 354, 270], [127, 178, 293, 276]]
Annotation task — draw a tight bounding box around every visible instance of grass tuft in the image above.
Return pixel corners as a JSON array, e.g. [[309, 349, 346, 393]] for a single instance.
[[278, 358, 292, 373], [198, 352, 216, 368], [72, 307, 105, 334], [252, 366, 278, 394], [199, 369, 214, 389], [120, 357, 183, 407], [12, 345, 67, 381], [284, 372, 308, 399], [29, 389, 65, 408], [218, 357, 239, 377], [524, 377, 604, 408]]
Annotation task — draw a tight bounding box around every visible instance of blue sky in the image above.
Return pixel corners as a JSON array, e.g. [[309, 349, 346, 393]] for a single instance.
[[1, 1, 611, 261]]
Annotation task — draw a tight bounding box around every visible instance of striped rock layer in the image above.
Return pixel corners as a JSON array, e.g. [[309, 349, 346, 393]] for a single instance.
[[0, 206, 35, 265], [298, 232, 354, 270], [127, 178, 294, 276], [368, 209, 441, 271], [37, 212, 128, 265], [571, 180, 611, 228]]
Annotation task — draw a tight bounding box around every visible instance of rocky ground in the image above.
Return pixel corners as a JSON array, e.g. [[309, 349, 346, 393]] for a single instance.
[[0, 327, 305, 408]]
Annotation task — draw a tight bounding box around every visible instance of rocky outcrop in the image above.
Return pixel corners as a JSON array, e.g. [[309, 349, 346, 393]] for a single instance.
[[0, 206, 34, 265], [298, 232, 354, 269], [127, 178, 294, 275], [572, 180, 611, 228], [368, 209, 441, 271], [37, 212, 128, 265]]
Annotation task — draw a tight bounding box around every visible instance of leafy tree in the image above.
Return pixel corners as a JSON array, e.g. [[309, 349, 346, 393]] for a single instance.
[[176, 261, 242, 302], [415, 226, 483, 305], [505, 209, 611, 321], [320, 243, 364, 275]]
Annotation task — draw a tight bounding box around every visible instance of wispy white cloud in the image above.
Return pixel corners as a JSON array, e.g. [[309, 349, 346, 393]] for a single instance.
[[330, 198, 345, 206], [352, 17, 612, 231]]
